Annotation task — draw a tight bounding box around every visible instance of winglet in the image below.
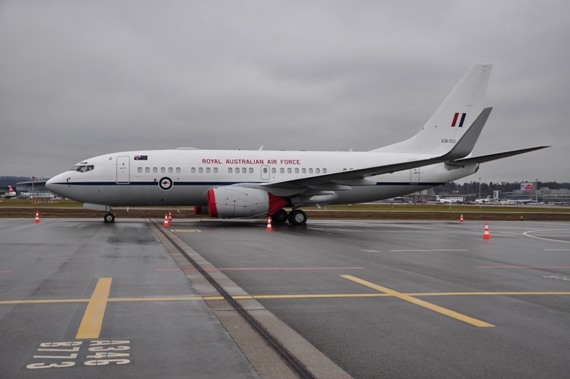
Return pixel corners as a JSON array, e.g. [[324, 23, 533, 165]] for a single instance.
[[441, 107, 492, 160]]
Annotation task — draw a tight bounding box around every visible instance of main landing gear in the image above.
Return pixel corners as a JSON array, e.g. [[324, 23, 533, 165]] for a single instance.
[[104, 211, 116, 223], [271, 208, 307, 226]]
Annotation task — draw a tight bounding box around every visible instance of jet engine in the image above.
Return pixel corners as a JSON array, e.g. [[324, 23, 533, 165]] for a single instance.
[[198, 187, 287, 219]]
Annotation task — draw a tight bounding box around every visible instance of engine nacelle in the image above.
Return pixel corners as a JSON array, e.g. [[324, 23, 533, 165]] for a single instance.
[[206, 187, 287, 219]]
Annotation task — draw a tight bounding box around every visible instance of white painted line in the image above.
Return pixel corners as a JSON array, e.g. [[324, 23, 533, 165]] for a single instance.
[[389, 249, 469, 252], [523, 229, 570, 244]]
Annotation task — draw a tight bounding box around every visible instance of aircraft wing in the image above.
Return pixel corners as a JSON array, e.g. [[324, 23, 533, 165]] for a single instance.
[[262, 155, 452, 191], [260, 144, 549, 193]]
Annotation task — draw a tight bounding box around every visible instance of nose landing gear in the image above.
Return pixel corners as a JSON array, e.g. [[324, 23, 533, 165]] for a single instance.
[[104, 211, 116, 223]]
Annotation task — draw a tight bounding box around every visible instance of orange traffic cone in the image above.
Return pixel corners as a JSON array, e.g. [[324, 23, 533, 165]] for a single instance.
[[459, 214, 464, 223], [168, 211, 172, 222], [34, 211, 40, 223], [266, 216, 273, 231], [163, 214, 170, 227], [483, 222, 491, 239]]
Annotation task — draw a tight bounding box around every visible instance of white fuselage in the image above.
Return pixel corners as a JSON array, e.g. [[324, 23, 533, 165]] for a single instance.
[[46, 149, 478, 207]]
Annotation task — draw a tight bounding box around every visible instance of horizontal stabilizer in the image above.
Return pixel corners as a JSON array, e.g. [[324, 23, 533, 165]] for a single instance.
[[450, 146, 550, 165]]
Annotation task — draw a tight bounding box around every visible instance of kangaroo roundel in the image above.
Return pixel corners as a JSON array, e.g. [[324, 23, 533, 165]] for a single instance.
[[159, 177, 173, 190]]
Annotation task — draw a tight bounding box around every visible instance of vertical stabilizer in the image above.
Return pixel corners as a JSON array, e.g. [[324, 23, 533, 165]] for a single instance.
[[373, 64, 492, 155]]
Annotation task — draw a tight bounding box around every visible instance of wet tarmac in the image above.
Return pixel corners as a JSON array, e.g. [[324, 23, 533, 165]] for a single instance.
[[1, 217, 569, 378]]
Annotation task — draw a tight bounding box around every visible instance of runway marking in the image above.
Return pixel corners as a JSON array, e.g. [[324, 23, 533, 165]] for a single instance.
[[0, 270, 12, 273], [523, 229, 570, 244], [108, 296, 205, 302], [76, 278, 112, 339], [170, 229, 201, 232], [340, 275, 495, 328], [157, 266, 365, 272], [477, 266, 570, 269], [390, 249, 468, 252], [2, 291, 570, 306], [544, 249, 570, 251]]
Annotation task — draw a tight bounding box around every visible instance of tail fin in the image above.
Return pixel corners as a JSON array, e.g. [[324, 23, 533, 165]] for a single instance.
[[373, 64, 492, 156]]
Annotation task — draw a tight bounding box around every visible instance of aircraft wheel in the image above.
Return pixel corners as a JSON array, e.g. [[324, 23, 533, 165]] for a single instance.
[[289, 210, 307, 225], [104, 212, 115, 223], [271, 209, 288, 224]]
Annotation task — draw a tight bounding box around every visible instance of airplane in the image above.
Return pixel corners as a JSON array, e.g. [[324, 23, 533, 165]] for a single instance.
[[435, 195, 464, 204], [45, 64, 548, 224], [474, 196, 493, 204], [506, 196, 534, 205], [5, 186, 17, 198]]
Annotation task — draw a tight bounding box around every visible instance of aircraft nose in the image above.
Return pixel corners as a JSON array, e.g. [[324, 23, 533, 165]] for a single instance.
[[46, 176, 57, 191], [46, 173, 69, 195]]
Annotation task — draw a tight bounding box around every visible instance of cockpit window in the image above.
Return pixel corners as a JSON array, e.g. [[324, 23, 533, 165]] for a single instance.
[[70, 165, 94, 173]]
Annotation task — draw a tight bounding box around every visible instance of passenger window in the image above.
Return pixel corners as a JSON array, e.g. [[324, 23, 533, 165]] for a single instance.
[[302, 168, 306, 174], [271, 168, 276, 174], [161, 167, 165, 173], [199, 167, 203, 173], [214, 167, 218, 173], [191, 167, 196, 173], [153, 167, 158, 173], [323, 168, 327, 173], [294, 168, 299, 174], [176, 167, 181, 173], [242, 167, 246, 173], [168, 167, 173, 173], [287, 168, 292, 174], [228, 168, 233, 173], [206, 167, 211, 173], [137, 167, 142, 173], [145, 167, 150, 173], [280, 168, 284, 174], [316, 168, 320, 174], [263, 167, 268, 174], [249, 168, 253, 174], [309, 168, 313, 174], [235, 168, 240, 173]]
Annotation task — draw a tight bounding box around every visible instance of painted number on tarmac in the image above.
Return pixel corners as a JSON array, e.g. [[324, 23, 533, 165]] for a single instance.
[[26, 340, 131, 369]]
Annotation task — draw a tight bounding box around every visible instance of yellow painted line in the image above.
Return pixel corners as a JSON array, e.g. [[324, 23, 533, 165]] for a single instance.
[[202, 296, 225, 301], [1, 291, 570, 306], [76, 278, 112, 339], [108, 296, 205, 302], [170, 229, 201, 233], [407, 292, 570, 297], [250, 293, 391, 299], [0, 299, 89, 305], [341, 275, 495, 328]]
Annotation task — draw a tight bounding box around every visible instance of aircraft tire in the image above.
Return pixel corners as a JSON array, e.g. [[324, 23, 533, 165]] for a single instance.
[[271, 209, 288, 224], [289, 210, 307, 226], [104, 212, 115, 223]]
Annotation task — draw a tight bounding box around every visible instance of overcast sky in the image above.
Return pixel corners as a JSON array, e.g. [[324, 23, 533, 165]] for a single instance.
[[1, 1, 568, 184]]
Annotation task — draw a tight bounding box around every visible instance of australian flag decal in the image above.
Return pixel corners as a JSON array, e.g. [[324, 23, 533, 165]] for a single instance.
[[451, 113, 466, 127], [134, 155, 148, 160]]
